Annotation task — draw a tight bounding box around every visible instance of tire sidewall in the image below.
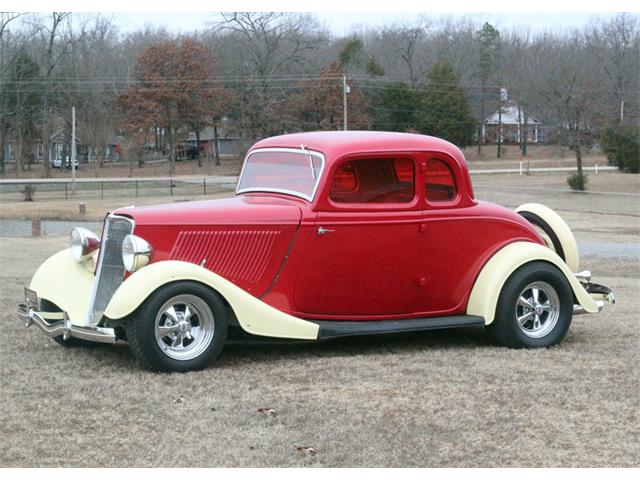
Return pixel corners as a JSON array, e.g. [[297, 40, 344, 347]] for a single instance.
[[492, 262, 573, 348], [127, 281, 228, 372]]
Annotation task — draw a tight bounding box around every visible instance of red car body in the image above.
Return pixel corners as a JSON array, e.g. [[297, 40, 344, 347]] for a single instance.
[[115, 131, 543, 321]]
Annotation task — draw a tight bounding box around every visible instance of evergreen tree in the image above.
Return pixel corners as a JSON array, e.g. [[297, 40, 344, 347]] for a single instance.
[[373, 82, 425, 132], [418, 60, 476, 147], [3, 51, 43, 172]]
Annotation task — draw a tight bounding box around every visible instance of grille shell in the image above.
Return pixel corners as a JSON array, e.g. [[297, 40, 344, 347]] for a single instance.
[[88, 215, 133, 325]]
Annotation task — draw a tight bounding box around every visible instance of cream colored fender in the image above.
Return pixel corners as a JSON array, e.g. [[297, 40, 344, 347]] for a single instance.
[[104, 260, 320, 340], [467, 241, 598, 325], [515, 203, 580, 272], [29, 248, 95, 327]]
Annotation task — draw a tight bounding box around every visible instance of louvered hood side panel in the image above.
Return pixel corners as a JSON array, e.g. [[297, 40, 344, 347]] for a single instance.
[[167, 227, 294, 296]]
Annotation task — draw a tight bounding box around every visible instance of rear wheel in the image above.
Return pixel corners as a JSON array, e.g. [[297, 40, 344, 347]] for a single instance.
[[487, 261, 573, 348], [125, 281, 228, 372]]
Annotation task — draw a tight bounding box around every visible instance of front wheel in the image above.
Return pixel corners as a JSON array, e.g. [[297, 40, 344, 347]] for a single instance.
[[125, 281, 228, 372], [487, 261, 573, 348]]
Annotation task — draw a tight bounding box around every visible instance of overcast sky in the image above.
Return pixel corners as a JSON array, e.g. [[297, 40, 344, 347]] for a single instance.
[[114, 12, 626, 36]]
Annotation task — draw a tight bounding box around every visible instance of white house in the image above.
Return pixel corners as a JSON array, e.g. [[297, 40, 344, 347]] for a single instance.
[[482, 100, 544, 144]]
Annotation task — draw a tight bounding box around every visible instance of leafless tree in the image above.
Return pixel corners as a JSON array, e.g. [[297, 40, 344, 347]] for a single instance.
[[585, 13, 640, 126], [1, 11, 639, 181], [0, 12, 25, 174], [214, 12, 325, 145], [536, 32, 600, 188], [39, 12, 71, 178]]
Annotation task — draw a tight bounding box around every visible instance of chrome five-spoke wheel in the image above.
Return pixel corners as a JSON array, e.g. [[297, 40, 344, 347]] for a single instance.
[[154, 294, 215, 361], [125, 282, 228, 372], [515, 281, 560, 339], [489, 261, 573, 348]]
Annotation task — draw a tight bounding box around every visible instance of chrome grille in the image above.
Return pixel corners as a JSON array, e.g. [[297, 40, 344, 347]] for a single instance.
[[88, 215, 133, 325]]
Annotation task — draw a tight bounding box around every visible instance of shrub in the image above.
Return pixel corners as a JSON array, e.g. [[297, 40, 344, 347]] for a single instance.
[[601, 127, 640, 173], [21, 184, 36, 201], [567, 172, 588, 191]]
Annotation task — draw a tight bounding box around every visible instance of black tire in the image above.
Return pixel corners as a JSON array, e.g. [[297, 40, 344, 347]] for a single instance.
[[125, 281, 228, 372], [487, 261, 573, 348]]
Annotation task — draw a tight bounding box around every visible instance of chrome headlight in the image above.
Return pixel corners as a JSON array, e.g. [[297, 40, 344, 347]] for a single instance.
[[70, 227, 101, 262], [122, 234, 152, 273]]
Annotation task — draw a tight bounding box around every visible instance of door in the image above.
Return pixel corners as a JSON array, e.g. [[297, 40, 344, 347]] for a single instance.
[[294, 155, 425, 318]]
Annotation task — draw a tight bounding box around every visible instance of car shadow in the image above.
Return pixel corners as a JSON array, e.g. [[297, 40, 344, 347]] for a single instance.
[[217, 326, 490, 367], [55, 326, 491, 372]]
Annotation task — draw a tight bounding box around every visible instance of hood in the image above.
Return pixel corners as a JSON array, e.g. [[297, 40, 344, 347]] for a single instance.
[[112, 194, 303, 297], [113, 194, 303, 226]]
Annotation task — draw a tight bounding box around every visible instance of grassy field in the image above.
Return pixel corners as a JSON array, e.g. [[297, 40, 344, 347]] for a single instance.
[[0, 172, 638, 467]]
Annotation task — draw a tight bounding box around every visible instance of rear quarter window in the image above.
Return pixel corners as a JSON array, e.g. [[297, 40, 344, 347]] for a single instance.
[[425, 158, 457, 202]]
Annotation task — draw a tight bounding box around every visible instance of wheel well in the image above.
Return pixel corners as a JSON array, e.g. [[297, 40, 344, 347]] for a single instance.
[[122, 279, 240, 327], [518, 211, 566, 260], [506, 260, 578, 305], [466, 240, 590, 324]]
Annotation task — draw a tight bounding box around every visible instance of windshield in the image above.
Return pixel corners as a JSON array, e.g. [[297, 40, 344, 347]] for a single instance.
[[236, 148, 325, 201]]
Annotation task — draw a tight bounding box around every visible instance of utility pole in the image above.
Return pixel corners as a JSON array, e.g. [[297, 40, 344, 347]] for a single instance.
[[71, 106, 76, 194], [497, 88, 503, 159], [342, 74, 349, 131]]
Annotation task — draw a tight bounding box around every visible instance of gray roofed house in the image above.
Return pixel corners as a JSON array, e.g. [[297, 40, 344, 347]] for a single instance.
[[482, 100, 545, 144]]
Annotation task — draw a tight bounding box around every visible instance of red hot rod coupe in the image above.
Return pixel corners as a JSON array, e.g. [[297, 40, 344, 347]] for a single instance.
[[18, 132, 615, 371]]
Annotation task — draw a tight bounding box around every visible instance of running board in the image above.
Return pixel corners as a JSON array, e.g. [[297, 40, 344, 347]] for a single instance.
[[313, 315, 485, 340]]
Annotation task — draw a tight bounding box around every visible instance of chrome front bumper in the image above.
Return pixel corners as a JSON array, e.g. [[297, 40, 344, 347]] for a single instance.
[[17, 288, 116, 344], [573, 271, 616, 315]]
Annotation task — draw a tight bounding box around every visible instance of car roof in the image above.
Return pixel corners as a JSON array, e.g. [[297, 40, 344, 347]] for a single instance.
[[251, 131, 467, 166]]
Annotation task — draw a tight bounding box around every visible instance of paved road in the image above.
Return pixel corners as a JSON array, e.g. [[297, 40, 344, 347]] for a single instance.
[[469, 166, 617, 174], [0, 219, 102, 238]]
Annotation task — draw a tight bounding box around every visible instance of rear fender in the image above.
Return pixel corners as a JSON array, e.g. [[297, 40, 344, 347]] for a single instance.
[[466, 241, 598, 324], [516, 203, 580, 272], [104, 260, 319, 340]]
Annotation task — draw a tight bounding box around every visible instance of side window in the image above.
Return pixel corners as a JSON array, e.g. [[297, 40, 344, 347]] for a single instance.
[[425, 158, 457, 202], [329, 158, 415, 204]]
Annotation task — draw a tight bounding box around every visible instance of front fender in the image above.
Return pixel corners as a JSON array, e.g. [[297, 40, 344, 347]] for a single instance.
[[104, 260, 320, 340], [466, 241, 598, 324], [29, 248, 94, 327]]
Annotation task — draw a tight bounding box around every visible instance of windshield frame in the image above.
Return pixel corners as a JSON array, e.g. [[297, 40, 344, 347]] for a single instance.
[[235, 147, 326, 202]]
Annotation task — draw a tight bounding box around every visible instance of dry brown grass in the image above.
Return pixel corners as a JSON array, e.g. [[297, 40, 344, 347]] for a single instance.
[[0, 190, 235, 221], [0, 173, 638, 467], [463, 143, 607, 163]]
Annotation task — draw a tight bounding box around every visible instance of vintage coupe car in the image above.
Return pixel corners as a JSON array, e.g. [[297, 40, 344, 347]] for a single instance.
[[18, 132, 615, 371]]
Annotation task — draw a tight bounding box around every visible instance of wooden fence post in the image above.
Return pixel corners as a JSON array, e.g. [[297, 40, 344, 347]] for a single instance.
[[32, 219, 41, 237]]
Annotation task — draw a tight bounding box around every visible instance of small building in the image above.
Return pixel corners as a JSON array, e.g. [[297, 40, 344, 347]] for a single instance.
[[482, 100, 544, 144], [48, 129, 82, 164], [185, 126, 242, 158]]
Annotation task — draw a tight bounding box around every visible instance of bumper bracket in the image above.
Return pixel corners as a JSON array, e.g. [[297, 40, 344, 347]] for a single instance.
[[17, 288, 116, 344]]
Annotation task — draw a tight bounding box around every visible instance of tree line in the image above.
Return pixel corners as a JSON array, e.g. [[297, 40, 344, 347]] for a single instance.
[[0, 12, 638, 182]]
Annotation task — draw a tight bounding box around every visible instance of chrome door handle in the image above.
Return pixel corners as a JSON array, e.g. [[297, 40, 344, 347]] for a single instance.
[[317, 227, 335, 236]]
